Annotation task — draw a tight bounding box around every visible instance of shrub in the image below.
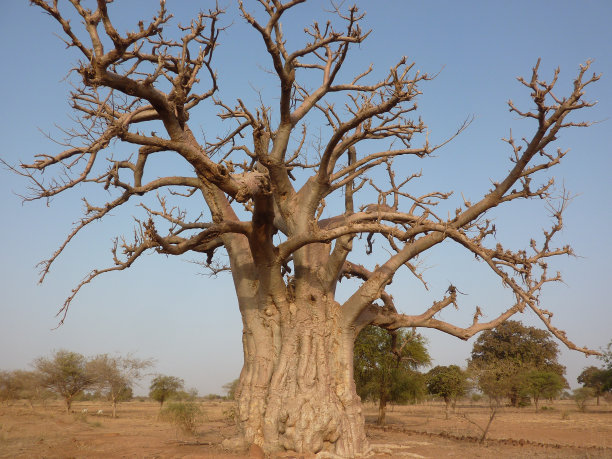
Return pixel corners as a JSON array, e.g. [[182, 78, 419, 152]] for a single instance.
[[223, 404, 238, 425], [160, 401, 203, 435], [572, 387, 593, 412]]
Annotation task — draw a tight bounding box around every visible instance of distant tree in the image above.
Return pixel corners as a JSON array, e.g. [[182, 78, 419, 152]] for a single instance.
[[149, 375, 184, 408], [173, 387, 199, 401], [0, 371, 20, 405], [33, 350, 93, 412], [468, 321, 566, 407], [572, 387, 593, 412], [223, 379, 240, 401], [426, 365, 468, 419], [600, 340, 612, 370], [9, 370, 49, 408], [354, 326, 430, 425], [577, 366, 612, 406], [523, 370, 565, 412], [469, 361, 513, 407], [88, 354, 153, 418]]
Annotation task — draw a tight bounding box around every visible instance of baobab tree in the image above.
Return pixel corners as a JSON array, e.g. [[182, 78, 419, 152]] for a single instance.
[[10, 0, 601, 456]]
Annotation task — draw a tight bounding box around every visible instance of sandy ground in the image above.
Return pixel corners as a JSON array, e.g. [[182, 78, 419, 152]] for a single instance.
[[1, 399, 611, 458]]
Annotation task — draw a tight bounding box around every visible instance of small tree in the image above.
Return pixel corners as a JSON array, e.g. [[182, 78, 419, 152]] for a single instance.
[[10, 370, 49, 409], [524, 370, 565, 412], [578, 366, 612, 406], [469, 362, 513, 407], [468, 321, 566, 407], [426, 365, 468, 419], [172, 387, 199, 401], [0, 371, 20, 405], [88, 354, 153, 417], [223, 379, 240, 401], [33, 350, 93, 412], [149, 375, 184, 408], [354, 326, 430, 425], [572, 387, 593, 412]]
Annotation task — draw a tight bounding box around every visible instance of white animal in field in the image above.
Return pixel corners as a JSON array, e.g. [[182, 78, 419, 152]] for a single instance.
[[81, 408, 88, 414], [96, 409, 103, 415]]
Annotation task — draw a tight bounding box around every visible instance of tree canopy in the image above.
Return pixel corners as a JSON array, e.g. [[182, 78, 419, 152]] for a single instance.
[[33, 350, 93, 412], [601, 340, 612, 369], [468, 321, 566, 406], [577, 366, 612, 406], [523, 370, 566, 412], [149, 375, 184, 407], [425, 365, 468, 418]]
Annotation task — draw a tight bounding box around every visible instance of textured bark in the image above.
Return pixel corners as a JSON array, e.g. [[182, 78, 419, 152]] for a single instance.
[[235, 295, 368, 456]]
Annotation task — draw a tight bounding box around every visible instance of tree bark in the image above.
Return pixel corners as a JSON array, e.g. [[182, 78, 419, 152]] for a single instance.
[[233, 295, 369, 456], [377, 390, 388, 426]]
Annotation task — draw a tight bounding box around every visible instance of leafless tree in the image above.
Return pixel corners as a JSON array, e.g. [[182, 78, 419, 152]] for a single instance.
[[88, 353, 153, 418], [11, 0, 600, 455]]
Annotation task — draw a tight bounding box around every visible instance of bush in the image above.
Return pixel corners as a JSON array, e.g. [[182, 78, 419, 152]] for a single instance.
[[160, 401, 203, 435], [223, 404, 238, 425], [572, 387, 593, 412]]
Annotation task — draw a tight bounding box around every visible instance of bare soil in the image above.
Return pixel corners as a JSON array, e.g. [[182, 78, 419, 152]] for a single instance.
[[1, 399, 610, 458]]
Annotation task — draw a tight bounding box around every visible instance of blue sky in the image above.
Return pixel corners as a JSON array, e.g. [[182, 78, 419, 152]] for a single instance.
[[1, 1, 611, 396]]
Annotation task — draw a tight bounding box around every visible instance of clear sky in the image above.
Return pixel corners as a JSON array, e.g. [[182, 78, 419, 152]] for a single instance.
[[1, 0, 611, 396]]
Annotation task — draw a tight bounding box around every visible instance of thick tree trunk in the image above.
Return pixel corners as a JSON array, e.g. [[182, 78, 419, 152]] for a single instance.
[[233, 296, 369, 457]]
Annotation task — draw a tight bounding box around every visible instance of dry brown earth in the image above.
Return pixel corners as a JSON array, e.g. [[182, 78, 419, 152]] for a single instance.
[[1, 399, 610, 458]]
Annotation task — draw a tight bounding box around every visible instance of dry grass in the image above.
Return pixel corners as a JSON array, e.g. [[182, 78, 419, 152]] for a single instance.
[[0, 399, 610, 458]]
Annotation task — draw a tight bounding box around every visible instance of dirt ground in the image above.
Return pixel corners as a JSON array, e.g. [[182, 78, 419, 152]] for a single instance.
[[1, 399, 611, 458]]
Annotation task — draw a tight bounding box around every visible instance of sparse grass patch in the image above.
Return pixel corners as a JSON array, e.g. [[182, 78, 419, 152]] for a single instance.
[[72, 412, 88, 423], [160, 401, 204, 436]]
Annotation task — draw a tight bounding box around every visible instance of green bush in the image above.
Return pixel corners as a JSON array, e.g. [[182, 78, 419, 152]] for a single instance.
[[160, 401, 203, 435]]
